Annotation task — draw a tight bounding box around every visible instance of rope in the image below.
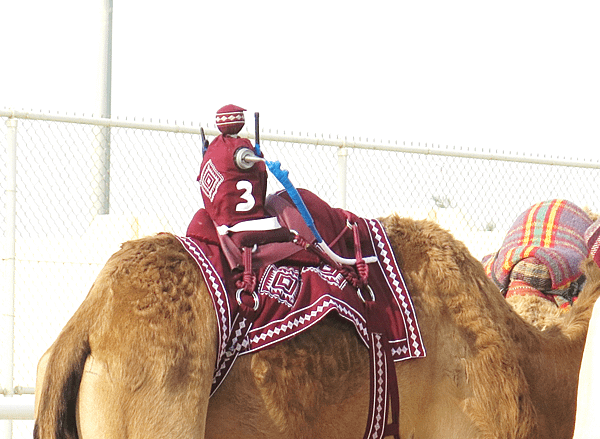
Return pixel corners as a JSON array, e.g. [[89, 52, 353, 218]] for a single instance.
[[235, 247, 257, 293], [293, 225, 370, 292], [353, 222, 369, 288]]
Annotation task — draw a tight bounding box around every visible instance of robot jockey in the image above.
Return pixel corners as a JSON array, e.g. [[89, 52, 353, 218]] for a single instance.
[[197, 104, 279, 239], [188, 104, 317, 295]]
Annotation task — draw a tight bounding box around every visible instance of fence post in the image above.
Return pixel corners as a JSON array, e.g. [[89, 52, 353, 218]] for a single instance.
[[1, 117, 18, 438], [92, 125, 111, 215], [337, 142, 348, 209], [92, 0, 113, 215]]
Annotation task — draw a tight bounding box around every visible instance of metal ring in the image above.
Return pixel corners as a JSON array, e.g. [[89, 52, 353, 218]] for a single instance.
[[357, 285, 375, 303], [236, 288, 260, 311], [289, 229, 302, 244]]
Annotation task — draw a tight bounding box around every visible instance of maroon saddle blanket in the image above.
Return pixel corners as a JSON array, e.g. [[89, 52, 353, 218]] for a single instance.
[[181, 189, 426, 395]]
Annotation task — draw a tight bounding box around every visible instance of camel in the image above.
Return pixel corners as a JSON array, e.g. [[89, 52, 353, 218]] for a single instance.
[[34, 214, 600, 439]]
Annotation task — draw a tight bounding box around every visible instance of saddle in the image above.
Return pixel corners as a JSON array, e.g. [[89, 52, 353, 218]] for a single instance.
[[183, 189, 426, 439], [188, 189, 366, 271]]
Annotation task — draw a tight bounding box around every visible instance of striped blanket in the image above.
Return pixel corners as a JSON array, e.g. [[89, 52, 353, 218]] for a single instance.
[[587, 218, 600, 268], [482, 199, 593, 302]]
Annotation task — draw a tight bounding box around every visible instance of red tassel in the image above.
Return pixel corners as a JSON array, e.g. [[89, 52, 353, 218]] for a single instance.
[[235, 247, 256, 293], [353, 222, 369, 287]]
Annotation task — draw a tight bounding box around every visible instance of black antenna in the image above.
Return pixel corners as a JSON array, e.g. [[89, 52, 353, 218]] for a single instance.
[[254, 112, 261, 156], [200, 127, 208, 155]]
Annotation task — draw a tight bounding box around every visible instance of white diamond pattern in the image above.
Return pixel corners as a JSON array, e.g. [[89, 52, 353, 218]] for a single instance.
[[199, 159, 224, 202], [369, 333, 386, 439], [176, 236, 236, 394], [247, 297, 369, 348], [367, 219, 425, 359], [216, 113, 244, 124]]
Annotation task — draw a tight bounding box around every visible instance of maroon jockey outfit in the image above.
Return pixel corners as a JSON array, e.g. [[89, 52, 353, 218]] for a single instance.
[[197, 104, 273, 230], [194, 104, 297, 280]]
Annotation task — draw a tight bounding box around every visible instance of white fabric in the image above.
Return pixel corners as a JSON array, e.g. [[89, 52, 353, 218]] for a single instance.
[[573, 300, 600, 439], [216, 216, 281, 235]]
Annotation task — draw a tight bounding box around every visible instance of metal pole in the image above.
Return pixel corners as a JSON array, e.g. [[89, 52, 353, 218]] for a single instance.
[[0, 395, 34, 420], [337, 143, 348, 209], [92, 0, 112, 215], [1, 117, 18, 438]]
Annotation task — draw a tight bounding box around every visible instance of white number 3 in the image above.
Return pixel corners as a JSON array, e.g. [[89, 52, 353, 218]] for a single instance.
[[236, 180, 255, 212]]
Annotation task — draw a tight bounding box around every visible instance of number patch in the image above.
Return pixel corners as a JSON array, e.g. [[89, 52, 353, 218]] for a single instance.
[[236, 180, 255, 212]]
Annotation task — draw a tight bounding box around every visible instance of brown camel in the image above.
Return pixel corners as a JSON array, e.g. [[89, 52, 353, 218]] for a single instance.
[[34, 215, 600, 439]]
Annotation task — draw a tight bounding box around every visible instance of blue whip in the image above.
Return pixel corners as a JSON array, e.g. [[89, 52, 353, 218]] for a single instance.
[[238, 123, 376, 266], [261, 159, 377, 266], [265, 160, 323, 242]]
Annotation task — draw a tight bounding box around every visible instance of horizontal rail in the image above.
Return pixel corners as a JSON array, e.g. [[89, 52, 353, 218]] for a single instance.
[[0, 395, 35, 420], [0, 387, 34, 395], [2, 108, 599, 169], [0, 108, 209, 135]]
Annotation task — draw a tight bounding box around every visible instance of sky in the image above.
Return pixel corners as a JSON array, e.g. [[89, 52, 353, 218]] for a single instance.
[[2, 0, 600, 161]]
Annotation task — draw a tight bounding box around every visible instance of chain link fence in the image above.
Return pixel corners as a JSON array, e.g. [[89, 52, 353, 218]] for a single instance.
[[1, 109, 599, 438]]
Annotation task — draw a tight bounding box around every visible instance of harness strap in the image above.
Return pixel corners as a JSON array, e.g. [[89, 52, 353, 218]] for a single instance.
[[296, 227, 400, 439], [364, 300, 401, 439], [293, 223, 368, 291], [329, 218, 353, 248]]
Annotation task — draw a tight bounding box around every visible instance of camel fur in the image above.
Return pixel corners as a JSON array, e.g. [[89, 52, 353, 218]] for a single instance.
[[34, 215, 600, 439]]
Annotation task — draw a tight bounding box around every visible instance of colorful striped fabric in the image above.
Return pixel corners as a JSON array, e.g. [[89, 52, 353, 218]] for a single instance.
[[482, 200, 593, 294], [586, 219, 600, 268]]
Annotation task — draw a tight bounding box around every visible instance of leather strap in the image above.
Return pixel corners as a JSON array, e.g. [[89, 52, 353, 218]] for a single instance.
[[363, 300, 401, 439]]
